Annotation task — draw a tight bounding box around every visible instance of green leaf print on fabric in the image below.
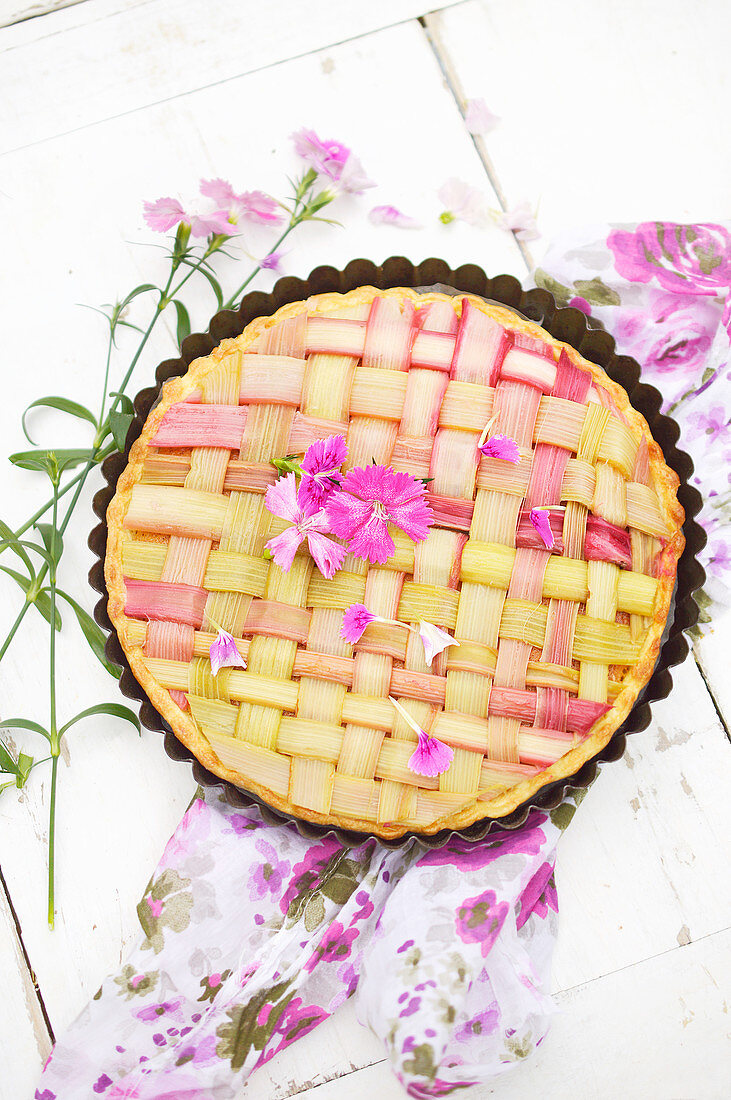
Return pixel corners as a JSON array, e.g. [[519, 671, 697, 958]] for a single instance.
[[215, 980, 293, 1071], [402, 1042, 438, 1082], [534, 268, 572, 305], [137, 868, 194, 954], [197, 969, 233, 1004], [112, 964, 160, 1000], [572, 276, 621, 306]]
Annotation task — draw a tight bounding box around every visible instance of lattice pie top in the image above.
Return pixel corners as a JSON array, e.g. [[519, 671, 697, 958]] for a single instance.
[[105, 288, 684, 836]]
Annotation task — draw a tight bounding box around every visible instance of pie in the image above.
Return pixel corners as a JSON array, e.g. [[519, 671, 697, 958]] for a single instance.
[[105, 287, 684, 837]]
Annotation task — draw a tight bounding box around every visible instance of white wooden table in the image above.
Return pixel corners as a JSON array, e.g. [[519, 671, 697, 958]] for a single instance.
[[1, 2, 730, 1097]]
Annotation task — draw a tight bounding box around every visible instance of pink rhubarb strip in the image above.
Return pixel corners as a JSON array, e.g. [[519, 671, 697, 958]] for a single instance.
[[152, 404, 248, 449], [124, 579, 208, 627]]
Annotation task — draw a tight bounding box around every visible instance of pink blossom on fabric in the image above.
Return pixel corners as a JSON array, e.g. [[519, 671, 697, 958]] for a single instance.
[[685, 404, 729, 442], [143, 197, 186, 232], [369, 205, 423, 229], [568, 295, 592, 315], [464, 98, 500, 135], [299, 434, 348, 507], [607, 222, 731, 296], [209, 628, 247, 676], [492, 201, 540, 242], [612, 290, 719, 387], [529, 507, 555, 550], [437, 178, 491, 228], [264, 473, 346, 578], [408, 730, 454, 778], [341, 603, 377, 644], [478, 434, 520, 462], [325, 466, 433, 565], [418, 621, 459, 666], [455, 889, 511, 957]]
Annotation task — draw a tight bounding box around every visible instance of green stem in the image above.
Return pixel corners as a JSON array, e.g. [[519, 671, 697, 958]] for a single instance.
[[222, 213, 305, 311], [48, 754, 59, 929], [4, 467, 87, 547], [96, 326, 115, 430], [47, 479, 59, 930], [0, 604, 28, 662]]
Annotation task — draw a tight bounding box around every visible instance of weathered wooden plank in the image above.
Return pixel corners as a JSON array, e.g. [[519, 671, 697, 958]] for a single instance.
[[0, 878, 52, 1100], [0, 0, 87, 31], [1, 0, 467, 151], [279, 927, 731, 1099], [425, 0, 731, 254]]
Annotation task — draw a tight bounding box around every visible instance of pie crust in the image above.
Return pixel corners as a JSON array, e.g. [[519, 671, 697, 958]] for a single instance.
[[105, 287, 684, 837]]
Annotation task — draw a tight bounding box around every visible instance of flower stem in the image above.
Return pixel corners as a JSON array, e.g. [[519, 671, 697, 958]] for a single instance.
[[47, 754, 59, 928], [222, 194, 313, 311], [47, 477, 60, 929]]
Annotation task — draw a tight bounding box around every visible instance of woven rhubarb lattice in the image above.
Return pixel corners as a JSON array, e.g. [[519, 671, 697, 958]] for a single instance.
[[105, 288, 684, 836]]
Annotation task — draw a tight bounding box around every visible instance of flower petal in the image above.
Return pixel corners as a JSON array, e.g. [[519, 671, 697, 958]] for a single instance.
[[464, 98, 501, 135], [290, 128, 351, 180], [188, 210, 233, 238], [408, 731, 454, 777], [437, 178, 491, 228], [259, 250, 286, 273], [143, 197, 186, 232], [199, 177, 237, 207], [492, 201, 540, 242], [325, 489, 375, 542], [529, 507, 555, 550], [345, 511, 395, 565], [418, 621, 459, 666], [264, 472, 301, 523], [478, 434, 520, 463], [301, 434, 349, 477], [306, 531, 347, 579], [340, 603, 377, 644], [265, 526, 304, 572], [239, 190, 282, 225], [337, 153, 376, 194], [368, 205, 422, 229], [209, 629, 247, 676]]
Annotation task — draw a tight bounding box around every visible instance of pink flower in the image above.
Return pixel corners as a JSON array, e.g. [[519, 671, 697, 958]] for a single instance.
[[529, 507, 555, 550], [492, 200, 540, 241], [325, 466, 433, 565], [464, 98, 500, 134], [299, 434, 348, 507], [209, 627, 247, 676], [455, 889, 510, 957], [291, 128, 375, 193], [409, 730, 454, 777], [200, 179, 282, 225], [259, 250, 286, 273], [438, 178, 491, 227], [265, 473, 346, 579], [478, 434, 520, 462], [341, 603, 377, 644], [389, 696, 454, 777], [368, 205, 422, 229], [143, 196, 186, 232], [608, 222, 731, 296], [143, 195, 232, 238], [418, 621, 459, 666]]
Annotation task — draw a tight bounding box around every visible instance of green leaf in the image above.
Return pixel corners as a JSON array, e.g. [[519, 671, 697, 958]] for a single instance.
[[22, 396, 97, 445], [109, 392, 135, 415], [572, 277, 621, 307], [58, 702, 140, 738], [35, 523, 64, 566], [109, 411, 134, 451], [0, 567, 64, 631], [118, 283, 159, 312], [56, 589, 121, 679], [0, 717, 51, 742], [0, 520, 35, 576], [9, 448, 94, 474], [16, 752, 34, 787], [172, 300, 191, 347], [0, 738, 19, 776], [183, 261, 223, 308]]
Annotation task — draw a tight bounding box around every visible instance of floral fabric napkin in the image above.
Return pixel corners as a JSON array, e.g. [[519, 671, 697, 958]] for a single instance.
[[37, 220, 730, 1099], [37, 790, 573, 1099], [534, 220, 731, 615]]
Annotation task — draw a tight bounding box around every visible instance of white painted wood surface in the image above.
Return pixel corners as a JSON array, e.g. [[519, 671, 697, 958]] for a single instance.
[[1, 1, 729, 1097]]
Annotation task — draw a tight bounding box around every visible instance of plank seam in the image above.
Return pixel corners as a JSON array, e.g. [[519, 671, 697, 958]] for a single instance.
[[0, 859, 56, 1045], [692, 649, 731, 744], [419, 11, 534, 274]]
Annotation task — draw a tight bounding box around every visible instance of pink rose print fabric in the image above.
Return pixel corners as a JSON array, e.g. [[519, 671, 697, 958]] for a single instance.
[[535, 221, 731, 616], [36, 789, 574, 1098]]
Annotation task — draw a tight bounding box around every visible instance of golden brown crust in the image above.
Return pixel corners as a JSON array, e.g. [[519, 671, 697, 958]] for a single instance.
[[105, 287, 685, 836]]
